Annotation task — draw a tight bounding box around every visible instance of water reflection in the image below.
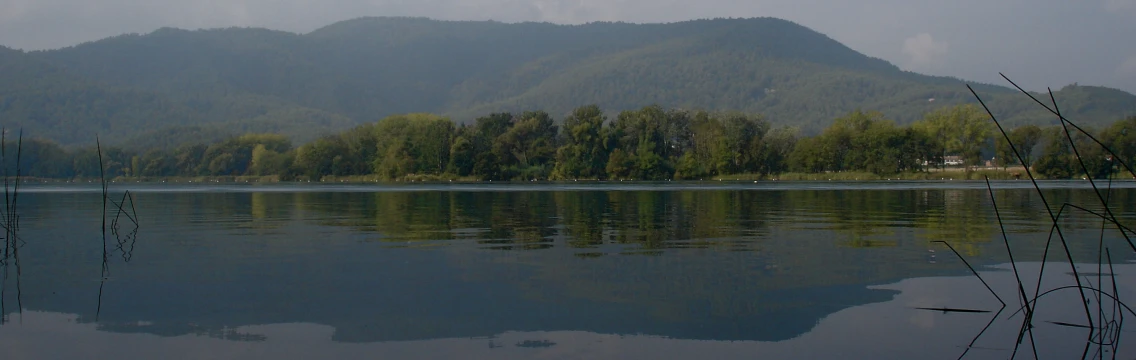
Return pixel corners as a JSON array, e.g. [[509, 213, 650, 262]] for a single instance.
[[0, 178, 25, 322], [1, 263, 1132, 359], [108, 191, 140, 262], [0, 183, 1134, 358]]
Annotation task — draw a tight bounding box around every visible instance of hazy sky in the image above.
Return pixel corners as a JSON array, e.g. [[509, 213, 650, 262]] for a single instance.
[[2, 0, 1134, 93]]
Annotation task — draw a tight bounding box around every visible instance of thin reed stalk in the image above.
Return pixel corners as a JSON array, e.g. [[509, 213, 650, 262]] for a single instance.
[[937, 75, 1136, 359]]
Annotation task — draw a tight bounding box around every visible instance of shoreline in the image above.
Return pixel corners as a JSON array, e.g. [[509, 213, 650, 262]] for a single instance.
[[11, 168, 1131, 185]]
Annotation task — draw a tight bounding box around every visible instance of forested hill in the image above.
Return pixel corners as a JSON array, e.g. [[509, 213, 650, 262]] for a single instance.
[[4, 17, 1135, 147], [0, 44, 355, 146]]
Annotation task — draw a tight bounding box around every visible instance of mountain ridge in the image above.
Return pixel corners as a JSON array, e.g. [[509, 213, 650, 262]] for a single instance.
[[1, 17, 1132, 147]]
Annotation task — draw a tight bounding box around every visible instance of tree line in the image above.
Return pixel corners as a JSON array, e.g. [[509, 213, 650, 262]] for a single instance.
[[4, 104, 1135, 181]]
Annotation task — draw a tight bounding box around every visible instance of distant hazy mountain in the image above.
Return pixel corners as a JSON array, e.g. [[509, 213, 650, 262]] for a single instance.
[[0, 43, 353, 147], [2, 17, 1133, 147]]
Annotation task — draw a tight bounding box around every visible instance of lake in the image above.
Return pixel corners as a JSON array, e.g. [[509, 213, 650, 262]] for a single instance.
[[1, 181, 1134, 359]]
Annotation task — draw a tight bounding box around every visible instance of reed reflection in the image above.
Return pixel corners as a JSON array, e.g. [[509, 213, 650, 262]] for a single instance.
[[97, 189, 140, 321], [1, 130, 25, 323]]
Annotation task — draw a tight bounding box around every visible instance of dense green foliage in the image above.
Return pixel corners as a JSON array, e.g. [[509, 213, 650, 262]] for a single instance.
[[1, 17, 1133, 147], [788, 110, 937, 174], [1030, 118, 1135, 180], [4, 105, 1132, 181]]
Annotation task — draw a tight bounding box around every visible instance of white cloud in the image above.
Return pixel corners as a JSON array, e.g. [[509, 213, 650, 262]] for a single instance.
[[901, 33, 948, 69]]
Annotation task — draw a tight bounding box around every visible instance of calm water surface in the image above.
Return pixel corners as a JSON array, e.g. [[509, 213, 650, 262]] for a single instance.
[[1, 181, 1135, 359]]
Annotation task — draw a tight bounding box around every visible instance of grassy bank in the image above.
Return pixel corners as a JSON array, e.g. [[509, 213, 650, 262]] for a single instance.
[[17, 167, 1127, 184], [715, 168, 1027, 181], [317, 174, 483, 183]]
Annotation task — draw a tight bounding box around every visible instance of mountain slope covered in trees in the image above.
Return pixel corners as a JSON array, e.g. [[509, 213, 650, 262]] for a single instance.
[[0, 44, 355, 146], [2, 17, 1133, 147]]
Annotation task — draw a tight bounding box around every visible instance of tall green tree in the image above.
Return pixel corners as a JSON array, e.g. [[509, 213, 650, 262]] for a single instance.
[[493, 111, 558, 180], [552, 105, 609, 179], [249, 145, 294, 176], [912, 104, 993, 168], [448, 125, 477, 177], [468, 113, 515, 180], [198, 133, 291, 176], [1100, 116, 1136, 171], [715, 112, 768, 174], [294, 135, 348, 178], [787, 110, 929, 174], [758, 126, 798, 175], [606, 105, 673, 180], [994, 124, 1042, 169], [1032, 125, 1113, 179], [373, 113, 453, 179]]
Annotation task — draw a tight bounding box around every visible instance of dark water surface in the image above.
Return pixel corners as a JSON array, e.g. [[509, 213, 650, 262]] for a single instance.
[[1, 181, 1135, 359]]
